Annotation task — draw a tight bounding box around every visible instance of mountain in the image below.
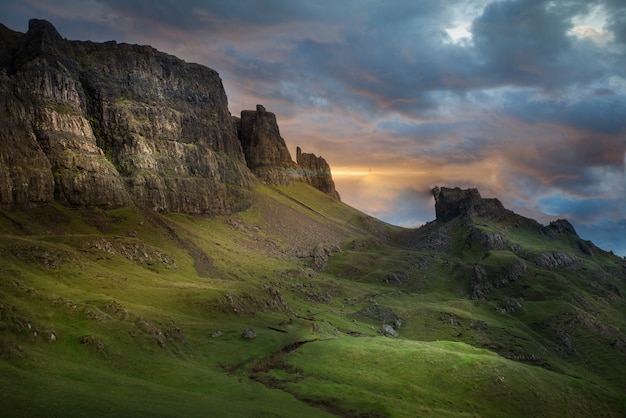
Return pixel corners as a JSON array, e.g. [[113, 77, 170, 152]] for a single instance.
[[0, 19, 339, 214], [1, 20, 626, 417]]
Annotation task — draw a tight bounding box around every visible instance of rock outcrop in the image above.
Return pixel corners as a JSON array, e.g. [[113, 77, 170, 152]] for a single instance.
[[1, 19, 341, 213], [470, 258, 527, 299], [1, 19, 254, 213], [432, 186, 509, 222], [542, 219, 599, 255], [235, 105, 340, 199], [532, 251, 578, 270], [235, 104, 298, 185], [297, 147, 340, 200]]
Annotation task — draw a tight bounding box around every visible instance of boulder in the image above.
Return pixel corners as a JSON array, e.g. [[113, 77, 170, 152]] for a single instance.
[[380, 324, 399, 338], [242, 328, 257, 340]]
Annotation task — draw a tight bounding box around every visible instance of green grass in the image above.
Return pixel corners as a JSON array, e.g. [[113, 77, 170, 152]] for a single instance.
[[0, 343, 334, 418], [280, 337, 623, 418], [1, 184, 626, 416]]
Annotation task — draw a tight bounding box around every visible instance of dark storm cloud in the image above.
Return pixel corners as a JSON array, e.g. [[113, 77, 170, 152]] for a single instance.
[[469, 0, 626, 89], [500, 89, 626, 134], [282, 4, 479, 115], [605, 0, 626, 45], [471, 0, 575, 87]]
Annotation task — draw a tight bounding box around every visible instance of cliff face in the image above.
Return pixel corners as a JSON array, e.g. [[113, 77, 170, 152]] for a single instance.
[[0, 19, 341, 213], [235, 104, 298, 185], [0, 19, 254, 213], [296, 147, 340, 200], [432, 186, 509, 222], [235, 105, 340, 199]]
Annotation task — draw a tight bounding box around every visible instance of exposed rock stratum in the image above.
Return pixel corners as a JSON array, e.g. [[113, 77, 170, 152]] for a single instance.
[[0, 19, 339, 213]]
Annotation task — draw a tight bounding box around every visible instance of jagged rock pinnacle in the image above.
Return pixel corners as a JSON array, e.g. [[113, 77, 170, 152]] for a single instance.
[[235, 105, 340, 199], [432, 186, 508, 222], [235, 104, 298, 185], [296, 147, 340, 200]]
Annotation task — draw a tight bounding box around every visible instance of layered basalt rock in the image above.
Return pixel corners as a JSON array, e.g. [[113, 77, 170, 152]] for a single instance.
[[0, 19, 341, 213], [235, 104, 299, 185], [0, 19, 254, 214], [296, 147, 340, 200], [0, 20, 125, 209]]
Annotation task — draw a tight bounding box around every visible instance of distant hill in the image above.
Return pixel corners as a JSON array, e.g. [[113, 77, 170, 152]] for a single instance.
[[1, 19, 625, 418]]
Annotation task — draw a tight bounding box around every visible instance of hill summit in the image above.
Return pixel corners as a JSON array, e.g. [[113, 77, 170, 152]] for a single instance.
[[433, 186, 508, 222]]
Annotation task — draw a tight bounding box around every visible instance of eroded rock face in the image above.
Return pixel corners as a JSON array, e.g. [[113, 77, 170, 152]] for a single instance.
[[296, 147, 340, 200], [532, 252, 578, 270], [432, 186, 508, 222], [1, 20, 125, 208], [1, 20, 341, 213], [235, 105, 341, 198], [235, 105, 298, 185], [0, 19, 254, 214], [0, 71, 55, 208]]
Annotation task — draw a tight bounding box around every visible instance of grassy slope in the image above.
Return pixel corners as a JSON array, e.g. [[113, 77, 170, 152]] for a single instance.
[[1, 183, 625, 417]]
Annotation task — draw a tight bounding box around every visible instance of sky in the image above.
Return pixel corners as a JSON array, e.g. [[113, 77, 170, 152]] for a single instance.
[[2, 0, 625, 256]]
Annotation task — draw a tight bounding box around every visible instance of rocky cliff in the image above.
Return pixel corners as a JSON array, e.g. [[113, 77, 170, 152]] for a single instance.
[[296, 147, 340, 200], [235, 104, 340, 199], [432, 186, 509, 222], [0, 19, 340, 213], [234, 104, 298, 185]]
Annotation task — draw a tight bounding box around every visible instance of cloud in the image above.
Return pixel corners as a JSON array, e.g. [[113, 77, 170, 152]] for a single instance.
[[1, 0, 625, 255], [471, 0, 574, 86], [605, 0, 626, 45]]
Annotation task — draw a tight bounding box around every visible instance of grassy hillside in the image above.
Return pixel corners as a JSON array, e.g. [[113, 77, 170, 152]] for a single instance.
[[1, 183, 625, 417]]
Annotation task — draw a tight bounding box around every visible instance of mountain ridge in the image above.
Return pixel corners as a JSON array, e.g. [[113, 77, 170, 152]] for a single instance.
[[0, 19, 339, 214]]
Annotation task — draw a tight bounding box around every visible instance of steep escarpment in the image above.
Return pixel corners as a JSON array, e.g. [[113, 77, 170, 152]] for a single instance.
[[235, 104, 340, 199], [0, 19, 254, 213], [1, 19, 340, 213], [76, 35, 257, 213], [234, 104, 297, 185], [296, 147, 340, 200], [1, 20, 124, 209]]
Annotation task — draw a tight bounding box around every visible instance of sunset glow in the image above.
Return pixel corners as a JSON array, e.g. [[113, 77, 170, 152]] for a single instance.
[[2, 0, 624, 255]]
